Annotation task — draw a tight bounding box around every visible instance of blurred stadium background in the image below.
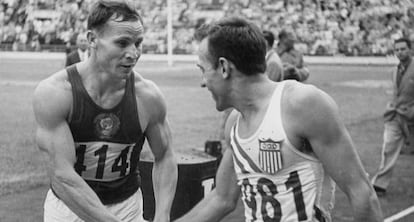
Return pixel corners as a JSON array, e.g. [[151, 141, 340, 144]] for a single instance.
[[1, 0, 414, 221], [1, 0, 414, 56]]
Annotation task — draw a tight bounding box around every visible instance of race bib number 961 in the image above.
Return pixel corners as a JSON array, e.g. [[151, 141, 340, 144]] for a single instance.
[[74, 142, 135, 181]]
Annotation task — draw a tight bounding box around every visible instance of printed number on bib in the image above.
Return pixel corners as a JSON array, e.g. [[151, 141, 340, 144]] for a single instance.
[[241, 171, 307, 222], [74, 142, 135, 181]]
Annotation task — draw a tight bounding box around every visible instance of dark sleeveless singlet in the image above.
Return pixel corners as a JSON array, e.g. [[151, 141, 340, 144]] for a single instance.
[[64, 65, 145, 205]]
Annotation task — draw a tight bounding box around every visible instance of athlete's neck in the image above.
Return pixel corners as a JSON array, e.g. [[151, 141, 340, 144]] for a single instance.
[[78, 60, 128, 96], [232, 76, 276, 121]]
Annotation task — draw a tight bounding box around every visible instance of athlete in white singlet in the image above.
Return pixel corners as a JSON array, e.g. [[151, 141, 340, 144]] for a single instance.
[[175, 17, 382, 222], [231, 81, 335, 221]]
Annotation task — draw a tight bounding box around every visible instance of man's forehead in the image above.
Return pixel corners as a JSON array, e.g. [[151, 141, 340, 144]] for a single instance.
[[197, 39, 210, 61], [104, 19, 144, 35], [198, 38, 209, 53]]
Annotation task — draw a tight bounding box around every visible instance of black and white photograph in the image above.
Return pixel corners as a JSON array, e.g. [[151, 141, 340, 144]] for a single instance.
[[0, 0, 413, 221]]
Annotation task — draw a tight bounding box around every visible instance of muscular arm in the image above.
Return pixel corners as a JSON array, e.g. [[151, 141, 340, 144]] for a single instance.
[[33, 77, 120, 222], [175, 149, 240, 222], [285, 83, 383, 222], [175, 110, 240, 222], [139, 80, 177, 222]]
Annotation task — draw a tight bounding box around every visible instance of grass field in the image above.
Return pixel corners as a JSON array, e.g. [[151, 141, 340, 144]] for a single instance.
[[0, 57, 413, 222]]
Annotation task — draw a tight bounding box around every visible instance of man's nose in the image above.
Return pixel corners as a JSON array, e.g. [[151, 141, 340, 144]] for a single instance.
[[200, 78, 206, 88], [126, 45, 139, 60]]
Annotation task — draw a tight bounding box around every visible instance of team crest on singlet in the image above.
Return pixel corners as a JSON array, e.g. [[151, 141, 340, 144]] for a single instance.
[[94, 113, 120, 139], [258, 138, 283, 174]]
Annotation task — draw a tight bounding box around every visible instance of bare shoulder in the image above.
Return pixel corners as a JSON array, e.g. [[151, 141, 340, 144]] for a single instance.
[[282, 80, 341, 136], [283, 80, 337, 115], [133, 72, 167, 119], [33, 70, 72, 122], [134, 72, 165, 106], [284, 81, 344, 142]]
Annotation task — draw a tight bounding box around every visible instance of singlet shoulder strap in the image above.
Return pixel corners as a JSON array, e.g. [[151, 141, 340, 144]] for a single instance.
[[66, 65, 82, 123], [127, 71, 136, 96], [127, 72, 140, 126], [276, 80, 319, 161], [66, 65, 83, 91], [234, 83, 284, 143], [274, 80, 291, 139]]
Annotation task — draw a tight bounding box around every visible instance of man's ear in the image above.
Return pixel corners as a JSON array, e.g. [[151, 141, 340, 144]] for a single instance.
[[87, 30, 96, 48], [218, 57, 232, 79]]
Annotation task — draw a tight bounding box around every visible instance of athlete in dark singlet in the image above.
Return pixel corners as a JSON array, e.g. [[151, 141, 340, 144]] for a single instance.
[[67, 65, 144, 205], [33, 1, 177, 221]]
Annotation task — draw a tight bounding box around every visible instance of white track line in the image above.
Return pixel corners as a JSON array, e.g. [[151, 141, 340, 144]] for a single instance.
[[385, 205, 414, 222]]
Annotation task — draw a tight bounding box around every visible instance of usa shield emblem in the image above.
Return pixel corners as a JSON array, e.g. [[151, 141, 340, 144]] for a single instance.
[[258, 138, 283, 174]]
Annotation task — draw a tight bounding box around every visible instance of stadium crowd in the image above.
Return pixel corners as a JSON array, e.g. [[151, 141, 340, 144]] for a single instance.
[[1, 0, 413, 55]]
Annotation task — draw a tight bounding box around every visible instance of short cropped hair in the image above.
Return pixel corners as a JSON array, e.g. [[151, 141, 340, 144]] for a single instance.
[[278, 29, 296, 40], [262, 30, 275, 48], [194, 17, 267, 75], [395, 38, 411, 49], [87, 0, 143, 33]]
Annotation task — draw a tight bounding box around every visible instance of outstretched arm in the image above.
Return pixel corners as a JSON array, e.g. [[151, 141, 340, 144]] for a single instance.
[[33, 77, 121, 222], [286, 83, 383, 222], [140, 80, 177, 222], [174, 149, 240, 222], [175, 109, 240, 222]]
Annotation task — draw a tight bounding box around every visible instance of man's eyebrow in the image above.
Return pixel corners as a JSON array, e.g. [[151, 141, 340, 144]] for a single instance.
[[114, 36, 144, 44], [115, 35, 132, 41]]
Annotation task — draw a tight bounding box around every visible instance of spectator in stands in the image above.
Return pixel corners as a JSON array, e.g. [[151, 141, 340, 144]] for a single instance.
[[276, 29, 310, 82], [29, 33, 41, 51], [262, 30, 284, 82], [65, 32, 89, 67], [2, 0, 414, 55], [371, 38, 414, 196]]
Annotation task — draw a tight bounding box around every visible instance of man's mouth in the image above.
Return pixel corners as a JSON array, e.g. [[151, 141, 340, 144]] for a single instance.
[[120, 64, 134, 69]]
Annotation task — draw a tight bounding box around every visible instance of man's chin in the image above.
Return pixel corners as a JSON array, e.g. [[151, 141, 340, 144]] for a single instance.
[[216, 104, 229, 112]]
